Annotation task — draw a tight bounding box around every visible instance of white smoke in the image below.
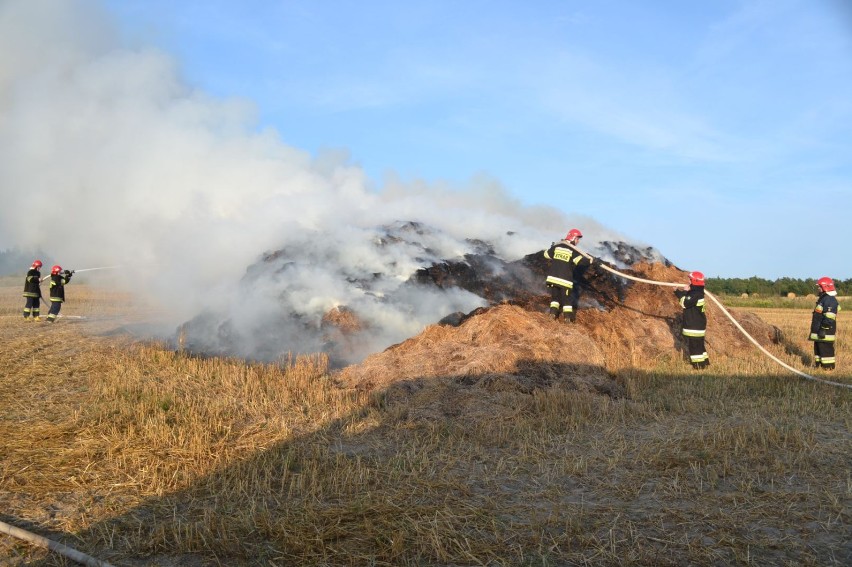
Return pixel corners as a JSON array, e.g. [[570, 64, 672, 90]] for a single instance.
[[0, 0, 637, 362]]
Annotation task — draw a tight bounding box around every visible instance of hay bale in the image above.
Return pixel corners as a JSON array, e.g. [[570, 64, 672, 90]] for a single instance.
[[787, 292, 796, 299]]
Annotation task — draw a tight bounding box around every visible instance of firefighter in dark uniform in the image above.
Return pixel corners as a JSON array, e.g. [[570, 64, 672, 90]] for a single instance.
[[809, 276, 839, 370], [543, 228, 594, 322], [23, 259, 44, 321], [674, 271, 709, 369], [46, 265, 73, 323]]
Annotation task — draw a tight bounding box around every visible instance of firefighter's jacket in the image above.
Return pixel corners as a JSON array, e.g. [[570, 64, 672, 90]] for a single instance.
[[23, 268, 41, 298], [544, 240, 590, 289], [48, 272, 72, 303], [674, 286, 706, 338], [809, 292, 839, 342]]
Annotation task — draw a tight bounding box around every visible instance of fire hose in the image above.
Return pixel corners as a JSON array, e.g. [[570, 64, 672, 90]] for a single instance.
[[564, 243, 852, 390], [0, 519, 114, 567]]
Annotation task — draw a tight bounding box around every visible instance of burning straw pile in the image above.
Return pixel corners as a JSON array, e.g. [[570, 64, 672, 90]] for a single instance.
[[337, 262, 783, 413]]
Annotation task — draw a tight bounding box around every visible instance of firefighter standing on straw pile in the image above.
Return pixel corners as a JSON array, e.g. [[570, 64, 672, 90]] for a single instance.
[[22, 259, 43, 321], [544, 228, 594, 323], [809, 276, 839, 370], [46, 265, 73, 323], [675, 271, 709, 369]]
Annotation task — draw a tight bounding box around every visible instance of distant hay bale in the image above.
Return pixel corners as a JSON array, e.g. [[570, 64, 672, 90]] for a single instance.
[[740, 293, 748, 298], [787, 292, 796, 298]]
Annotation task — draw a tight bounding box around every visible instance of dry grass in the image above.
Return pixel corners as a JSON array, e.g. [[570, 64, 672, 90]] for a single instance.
[[0, 277, 850, 566]]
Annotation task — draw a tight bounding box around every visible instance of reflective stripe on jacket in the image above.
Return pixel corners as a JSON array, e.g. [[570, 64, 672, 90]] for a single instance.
[[49, 273, 72, 302], [23, 268, 41, 298], [675, 286, 706, 337], [544, 241, 589, 289], [809, 293, 839, 342]]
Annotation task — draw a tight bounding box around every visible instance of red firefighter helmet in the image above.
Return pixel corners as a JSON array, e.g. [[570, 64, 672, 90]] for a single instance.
[[51, 265, 62, 275], [816, 276, 835, 293], [565, 228, 583, 242], [32, 260, 43, 269], [688, 271, 705, 286]]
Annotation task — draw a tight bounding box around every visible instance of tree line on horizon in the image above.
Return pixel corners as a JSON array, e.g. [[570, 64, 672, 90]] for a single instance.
[[705, 276, 851, 296]]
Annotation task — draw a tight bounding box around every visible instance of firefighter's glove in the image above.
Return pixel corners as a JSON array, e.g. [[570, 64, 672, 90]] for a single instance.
[[817, 329, 826, 340]]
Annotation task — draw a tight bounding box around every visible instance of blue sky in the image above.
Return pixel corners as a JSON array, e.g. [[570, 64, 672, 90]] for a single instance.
[[20, 0, 852, 278]]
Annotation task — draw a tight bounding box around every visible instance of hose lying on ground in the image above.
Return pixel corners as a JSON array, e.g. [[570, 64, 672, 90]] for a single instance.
[[566, 243, 852, 390], [0, 519, 115, 567]]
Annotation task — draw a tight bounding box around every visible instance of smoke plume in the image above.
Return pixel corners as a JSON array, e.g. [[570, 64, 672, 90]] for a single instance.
[[0, 1, 643, 362]]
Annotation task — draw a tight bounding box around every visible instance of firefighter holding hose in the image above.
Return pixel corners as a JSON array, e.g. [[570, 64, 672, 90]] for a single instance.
[[22, 259, 44, 321], [809, 277, 839, 370], [46, 265, 73, 322], [675, 271, 709, 370], [544, 228, 595, 322]]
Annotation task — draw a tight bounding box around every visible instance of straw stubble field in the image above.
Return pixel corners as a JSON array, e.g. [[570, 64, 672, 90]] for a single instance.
[[0, 279, 849, 566]]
